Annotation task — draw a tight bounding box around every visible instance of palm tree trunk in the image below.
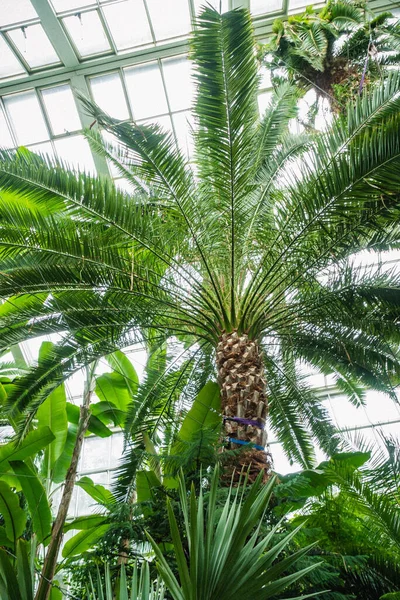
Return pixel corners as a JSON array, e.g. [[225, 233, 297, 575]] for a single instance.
[[35, 364, 96, 600], [216, 331, 271, 481]]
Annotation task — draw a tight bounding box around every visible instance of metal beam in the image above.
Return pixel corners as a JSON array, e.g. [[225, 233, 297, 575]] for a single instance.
[[69, 73, 110, 177], [0, 39, 188, 96], [30, 0, 79, 68]]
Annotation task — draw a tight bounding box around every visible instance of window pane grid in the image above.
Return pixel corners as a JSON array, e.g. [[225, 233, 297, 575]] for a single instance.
[[88, 57, 195, 164], [0, 83, 100, 175], [0, 33, 26, 80], [6, 24, 61, 69]]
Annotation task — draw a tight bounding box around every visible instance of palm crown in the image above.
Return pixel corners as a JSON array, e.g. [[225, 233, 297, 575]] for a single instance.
[[0, 7, 400, 475]]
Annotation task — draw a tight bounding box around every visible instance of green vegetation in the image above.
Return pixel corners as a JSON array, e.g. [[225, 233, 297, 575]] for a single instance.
[[266, 0, 400, 110], [0, 3, 399, 599]]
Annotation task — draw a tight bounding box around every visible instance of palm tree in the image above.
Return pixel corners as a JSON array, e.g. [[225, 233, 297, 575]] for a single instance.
[[266, 0, 400, 109], [0, 7, 400, 481]]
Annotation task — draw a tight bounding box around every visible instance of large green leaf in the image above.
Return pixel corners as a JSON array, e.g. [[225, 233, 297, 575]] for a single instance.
[[95, 372, 132, 412], [75, 476, 115, 506], [106, 350, 139, 397], [0, 526, 12, 549], [178, 381, 221, 442], [16, 539, 34, 600], [0, 481, 26, 542], [63, 514, 107, 533], [91, 401, 126, 427], [51, 423, 77, 484], [136, 470, 161, 508], [0, 547, 20, 600], [66, 402, 112, 438], [10, 461, 52, 545], [36, 343, 68, 476], [0, 427, 55, 471], [62, 525, 109, 558]]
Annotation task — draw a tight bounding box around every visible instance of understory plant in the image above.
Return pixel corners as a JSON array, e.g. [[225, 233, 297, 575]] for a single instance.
[[147, 466, 320, 600], [88, 562, 165, 600]]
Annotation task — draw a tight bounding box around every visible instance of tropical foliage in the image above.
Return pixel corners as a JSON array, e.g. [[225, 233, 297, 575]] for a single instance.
[[147, 467, 319, 600], [0, 4, 400, 598], [0, 7, 399, 485], [88, 562, 165, 600], [266, 0, 400, 108]]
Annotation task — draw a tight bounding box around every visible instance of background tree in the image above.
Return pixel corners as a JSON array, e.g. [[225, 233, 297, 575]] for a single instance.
[[265, 0, 400, 111]]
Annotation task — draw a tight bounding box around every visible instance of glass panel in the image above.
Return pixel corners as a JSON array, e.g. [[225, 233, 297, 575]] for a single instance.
[[193, 0, 229, 14], [364, 391, 400, 425], [110, 433, 124, 467], [0, 36, 25, 79], [41, 85, 81, 135], [102, 0, 152, 51], [259, 65, 271, 90], [51, 0, 93, 12], [124, 62, 168, 119], [289, 0, 308, 9], [138, 114, 173, 133], [162, 58, 193, 112], [250, 0, 283, 16], [7, 24, 60, 69], [90, 72, 130, 120], [4, 91, 49, 145], [258, 91, 272, 116], [0, 0, 38, 26], [63, 10, 111, 57], [327, 395, 371, 428], [146, 0, 191, 41], [115, 178, 133, 193], [172, 111, 195, 158], [0, 108, 14, 147], [81, 437, 111, 471], [271, 443, 301, 474], [54, 135, 96, 173], [26, 141, 55, 159]]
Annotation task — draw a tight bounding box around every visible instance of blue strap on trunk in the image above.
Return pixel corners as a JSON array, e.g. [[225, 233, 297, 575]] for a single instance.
[[228, 437, 264, 451]]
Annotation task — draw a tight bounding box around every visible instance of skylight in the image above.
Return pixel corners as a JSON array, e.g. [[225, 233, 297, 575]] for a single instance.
[[50, 0, 93, 12], [101, 0, 153, 51], [41, 84, 81, 135], [250, 0, 283, 15], [89, 72, 130, 121], [7, 24, 61, 68], [62, 10, 111, 57], [0, 0, 38, 26], [146, 0, 192, 41], [0, 36, 25, 78]]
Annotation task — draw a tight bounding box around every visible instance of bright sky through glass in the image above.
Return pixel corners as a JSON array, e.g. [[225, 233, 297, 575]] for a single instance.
[[0, 0, 38, 26], [8, 24, 60, 68], [63, 11, 111, 57], [102, 0, 153, 50]]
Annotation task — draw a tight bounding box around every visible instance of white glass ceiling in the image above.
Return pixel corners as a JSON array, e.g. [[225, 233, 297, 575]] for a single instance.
[[7, 24, 61, 68], [0, 0, 38, 26], [0, 0, 320, 83]]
